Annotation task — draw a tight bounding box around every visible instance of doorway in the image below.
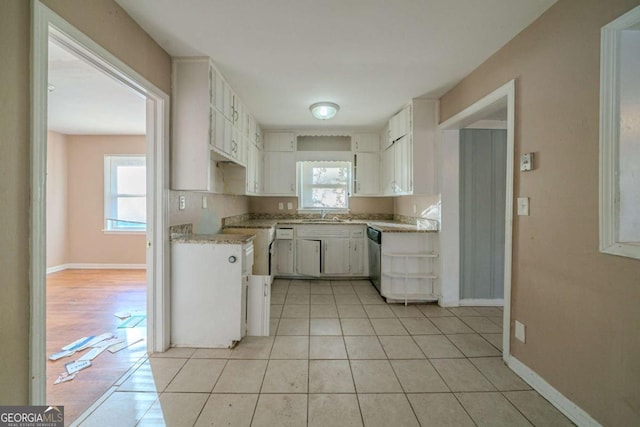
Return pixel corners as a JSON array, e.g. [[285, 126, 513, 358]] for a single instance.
[[459, 126, 507, 303], [438, 80, 515, 361], [31, 1, 170, 406]]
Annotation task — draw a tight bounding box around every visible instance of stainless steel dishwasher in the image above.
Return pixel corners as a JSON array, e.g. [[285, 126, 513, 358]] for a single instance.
[[367, 227, 382, 292]]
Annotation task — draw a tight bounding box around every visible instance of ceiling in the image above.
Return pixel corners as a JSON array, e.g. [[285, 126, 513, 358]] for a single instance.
[[47, 1, 556, 135], [48, 40, 146, 135], [116, 0, 556, 130]]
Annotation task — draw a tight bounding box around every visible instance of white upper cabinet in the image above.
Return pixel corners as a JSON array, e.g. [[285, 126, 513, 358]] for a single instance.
[[172, 57, 262, 194], [352, 133, 379, 152], [353, 152, 379, 196], [381, 99, 438, 196], [264, 132, 295, 151], [263, 151, 296, 195], [171, 58, 213, 191]]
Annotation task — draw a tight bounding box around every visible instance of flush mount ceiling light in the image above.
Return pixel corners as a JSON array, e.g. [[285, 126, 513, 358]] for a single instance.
[[309, 102, 339, 120]]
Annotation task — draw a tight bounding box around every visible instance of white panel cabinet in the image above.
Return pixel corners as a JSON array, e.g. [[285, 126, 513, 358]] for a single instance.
[[323, 239, 350, 275], [352, 133, 379, 152], [276, 239, 295, 275], [353, 152, 379, 196], [381, 99, 438, 196], [264, 132, 295, 151], [263, 151, 296, 195], [350, 238, 365, 275], [171, 58, 213, 191], [296, 239, 321, 276], [171, 240, 252, 347]]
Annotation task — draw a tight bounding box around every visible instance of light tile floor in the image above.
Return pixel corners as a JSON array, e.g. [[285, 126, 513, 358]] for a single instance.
[[77, 279, 574, 426]]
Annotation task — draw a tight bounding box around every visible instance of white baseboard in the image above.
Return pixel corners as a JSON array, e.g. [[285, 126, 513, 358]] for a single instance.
[[507, 356, 601, 427], [459, 298, 504, 306], [46, 263, 146, 274]]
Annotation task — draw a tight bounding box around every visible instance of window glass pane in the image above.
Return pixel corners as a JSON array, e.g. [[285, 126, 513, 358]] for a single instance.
[[117, 165, 146, 195], [312, 167, 347, 185], [299, 161, 350, 210], [117, 196, 146, 225], [311, 188, 347, 208]]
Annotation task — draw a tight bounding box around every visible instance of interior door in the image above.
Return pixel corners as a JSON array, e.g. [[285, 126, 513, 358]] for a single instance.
[[460, 129, 507, 300], [296, 239, 321, 277]]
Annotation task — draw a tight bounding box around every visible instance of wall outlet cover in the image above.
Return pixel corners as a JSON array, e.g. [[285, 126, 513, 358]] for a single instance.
[[520, 153, 533, 171], [278, 202, 284, 210], [515, 320, 526, 343], [517, 197, 529, 216], [287, 202, 293, 210], [202, 196, 207, 209], [178, 195, 186, 210]]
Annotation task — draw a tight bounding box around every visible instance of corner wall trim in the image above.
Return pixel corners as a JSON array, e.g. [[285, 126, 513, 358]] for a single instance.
[[507, 356, 602, 427], [46, 263, 146, 274]]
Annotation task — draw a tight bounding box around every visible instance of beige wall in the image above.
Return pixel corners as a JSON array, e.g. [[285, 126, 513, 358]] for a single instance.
[[170, 192, 250, 233], [439, 0, 640, 424], [66, 135, 146, 265], [46, 132, 69, 268], [249, 196, 394, 215], [0, 0, 31, 405], [394, 195, 439, 219], [0, 0, 170, 404]]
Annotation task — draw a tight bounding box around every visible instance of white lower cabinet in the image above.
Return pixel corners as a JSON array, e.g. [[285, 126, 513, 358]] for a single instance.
[[274, 225, 368, 278], [171, 239, 253, 348], [381, 232, 439, 302], [296, 239, 321, 276], [275, 239, 295, 275], [323, 239, 350, 275]]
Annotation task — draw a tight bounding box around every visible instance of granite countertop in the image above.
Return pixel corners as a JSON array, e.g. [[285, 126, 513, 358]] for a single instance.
[[223, 219, 438, 233], [171, 233, 255, 244]]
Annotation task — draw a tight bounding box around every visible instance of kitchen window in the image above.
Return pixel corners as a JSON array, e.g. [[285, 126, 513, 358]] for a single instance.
[[104, 155, 146, 232], [298, 161, 351, 212]]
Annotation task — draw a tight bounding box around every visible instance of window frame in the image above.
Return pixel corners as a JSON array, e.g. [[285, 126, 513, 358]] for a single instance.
[[104, 154, 147, 233], [297, 160, 351, 213]]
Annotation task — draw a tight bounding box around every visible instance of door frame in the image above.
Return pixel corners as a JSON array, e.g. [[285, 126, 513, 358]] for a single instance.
[[438, 79, 515, 361], [30, 1, 170, 403]]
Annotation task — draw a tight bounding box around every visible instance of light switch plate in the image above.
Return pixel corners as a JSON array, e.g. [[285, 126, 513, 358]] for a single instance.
[[517, 197, 529, 216], [520, 153, 533, 171], [278, 202, 284, 210], [202, 196, 207, 209], [287, 202, 293, 210], [515, 320, 526, 343]]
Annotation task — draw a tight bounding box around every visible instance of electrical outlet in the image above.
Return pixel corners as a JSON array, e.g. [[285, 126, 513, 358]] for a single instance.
[[202, 196, 207, 209], [287, 202, 293, 210], [278, 202, 284, 210], [517, 197, 529, 216], [515, 320, 526, 343], [178, 195, 186, 210], [413, 204, 417, 214], [520, 153, 533, 171]]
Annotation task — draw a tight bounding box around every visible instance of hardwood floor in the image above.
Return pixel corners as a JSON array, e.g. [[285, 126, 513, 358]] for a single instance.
[[46, 269, 147, 424]]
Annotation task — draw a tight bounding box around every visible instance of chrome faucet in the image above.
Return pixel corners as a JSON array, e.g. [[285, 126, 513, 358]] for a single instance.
[[321, 209, 326, 219]]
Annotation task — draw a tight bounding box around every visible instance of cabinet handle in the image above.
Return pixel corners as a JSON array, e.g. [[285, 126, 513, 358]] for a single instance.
[[228, 256, 237, 263]]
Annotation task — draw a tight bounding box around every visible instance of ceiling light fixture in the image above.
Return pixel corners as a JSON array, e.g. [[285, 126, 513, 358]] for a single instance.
[[309, 102, 339, 120]]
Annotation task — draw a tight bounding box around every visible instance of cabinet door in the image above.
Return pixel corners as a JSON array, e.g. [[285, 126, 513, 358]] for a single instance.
[[323, 239, 350, 275], [353, 133, 379, 152], [381, 146, 395, 195], [255, 148, 264, 194], [296, 239, 320, 277], [246, 142, 257, 194], [354, 153, 379, 195], [350, 238, 365, 275], [263, 151, 296, 195], [393, 135, 410, 194], [264, 132, 295, 151], [276, 240, 295, 274]]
